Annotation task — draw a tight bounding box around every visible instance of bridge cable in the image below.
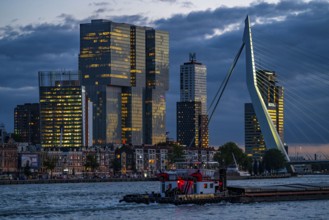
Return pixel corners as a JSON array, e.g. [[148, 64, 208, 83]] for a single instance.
[[208, 43, 245, 123], [188, 43, 245, 148]]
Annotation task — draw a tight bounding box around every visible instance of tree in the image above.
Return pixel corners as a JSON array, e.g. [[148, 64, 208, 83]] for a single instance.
[[84, 154, 99, 172], [43, 157, 57, 179], [213, 142, 252, 171], [23, 162, 32, 178], [111, 157, 121, 175], [11, 133, 22, 142], [169, 144, 185, 164], [263, 148, 287, 173]]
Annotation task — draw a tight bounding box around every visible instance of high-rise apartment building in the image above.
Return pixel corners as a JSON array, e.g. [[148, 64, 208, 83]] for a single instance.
[[245, 70, 284, 159], [39, 71, 93, 148], [14, 103, 40, 144], [79, 19, 169, 145], [177, 54, 208, 148]]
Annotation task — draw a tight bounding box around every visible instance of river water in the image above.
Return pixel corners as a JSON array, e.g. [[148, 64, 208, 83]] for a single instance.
[[1, 175, 329, 220]]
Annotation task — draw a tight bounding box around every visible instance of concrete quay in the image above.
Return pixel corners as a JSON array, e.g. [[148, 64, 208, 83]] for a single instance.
[[0, 177, 158, 185]]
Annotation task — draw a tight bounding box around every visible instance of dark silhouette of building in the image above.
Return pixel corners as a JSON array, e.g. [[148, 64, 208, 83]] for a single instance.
[[14, 103, 40, 144]]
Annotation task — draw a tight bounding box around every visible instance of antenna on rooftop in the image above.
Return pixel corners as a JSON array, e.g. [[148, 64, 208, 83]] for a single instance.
[[189, 52, 196, 62]]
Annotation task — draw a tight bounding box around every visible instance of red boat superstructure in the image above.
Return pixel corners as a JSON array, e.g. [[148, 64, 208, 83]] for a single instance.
[[158, 162, 224, 198]]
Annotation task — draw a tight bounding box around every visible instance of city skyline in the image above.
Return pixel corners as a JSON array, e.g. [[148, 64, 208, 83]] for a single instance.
[[1, 0, 329, 153]]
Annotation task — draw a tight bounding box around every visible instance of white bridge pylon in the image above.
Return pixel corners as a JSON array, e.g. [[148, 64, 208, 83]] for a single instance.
[[211, 16, 290, 163], [208, 16, 291, 164], [242, 16, 290, 162]]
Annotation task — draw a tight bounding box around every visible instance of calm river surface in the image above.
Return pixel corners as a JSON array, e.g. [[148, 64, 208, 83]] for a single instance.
[[1, 175, 329, 220]]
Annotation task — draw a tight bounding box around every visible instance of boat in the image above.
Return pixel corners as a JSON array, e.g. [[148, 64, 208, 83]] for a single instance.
[[159, 161, 224, 197], [226, 153, 250, 177], [119, 161, 329, 205], [120, 161, 230, 205]]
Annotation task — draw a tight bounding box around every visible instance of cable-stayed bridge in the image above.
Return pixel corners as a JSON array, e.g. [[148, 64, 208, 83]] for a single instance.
[[208, 16, 329, 170]]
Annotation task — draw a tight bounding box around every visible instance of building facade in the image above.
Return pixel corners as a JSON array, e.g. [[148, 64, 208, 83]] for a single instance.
[[177, 102, 202, 147], [245, 70, 284, 159], [144, 29, 169, 145], [0, 141, 18, 174], [79, 20, 169, 146], [39, 71, 93, 148], [177, 54, 208, 147], [0, 123, 7, 145], [14, 103, 40, 144]]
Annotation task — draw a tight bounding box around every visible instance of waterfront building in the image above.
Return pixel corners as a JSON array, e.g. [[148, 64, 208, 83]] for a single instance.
[[0, 140, 18, 174], [245, 70, 284, 159], [79, 19, 169, 145], [0, 123, 7, 145], [134, 145, 170, 177], [38, 71, 93, 148], [183, 147, 215, 163], [34, 144, 215, 178], [113, 145, 134, 176], [40, 146, 115, 177], [177, 54, 208, 148], [40, 148, 82, 176], [14, 103, 40, 144]]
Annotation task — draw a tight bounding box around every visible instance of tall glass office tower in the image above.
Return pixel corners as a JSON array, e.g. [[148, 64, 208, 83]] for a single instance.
[[177, 54, 208, 148], [145, 29, 169, 145], [79, 20, 169, 145]]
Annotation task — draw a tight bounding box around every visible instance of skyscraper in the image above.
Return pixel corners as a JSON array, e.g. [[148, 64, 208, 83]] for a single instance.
[[245, 70, 284, 159], [14, 103, 40, 144], [145, 29, 169, 144], [39, 71, 93, 148], [79, 19, 169, 145], [177, 54, 208, 148]]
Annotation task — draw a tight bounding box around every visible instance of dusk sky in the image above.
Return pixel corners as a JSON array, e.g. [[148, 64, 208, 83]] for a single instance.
[[1, 0, 329, 154]]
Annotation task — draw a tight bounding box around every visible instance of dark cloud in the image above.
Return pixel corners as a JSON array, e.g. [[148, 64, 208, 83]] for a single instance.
[[0, 25, 21, 39], [1, 0, 329, 149], [0, 22, 78, 87], [94, 8, 108, 14], [154, 0, 177, 3], [181, 1, 194, 8], [89, 2, 111, 6], [108, 15, 149, 26]]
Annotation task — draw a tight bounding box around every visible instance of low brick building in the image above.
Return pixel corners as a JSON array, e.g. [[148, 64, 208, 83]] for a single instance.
[[0, 140, 18, 174]]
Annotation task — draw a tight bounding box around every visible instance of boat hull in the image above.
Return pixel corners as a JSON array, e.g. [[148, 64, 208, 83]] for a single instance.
[[120, 183, 329, 205]]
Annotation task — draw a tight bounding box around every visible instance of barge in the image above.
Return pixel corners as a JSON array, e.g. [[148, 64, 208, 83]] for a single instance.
[[120, 162, 329, 205]]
